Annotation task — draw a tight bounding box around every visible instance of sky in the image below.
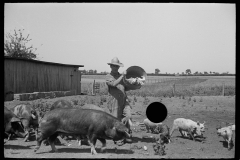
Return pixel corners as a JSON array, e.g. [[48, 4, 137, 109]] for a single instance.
[[4, 3, 236, 74]]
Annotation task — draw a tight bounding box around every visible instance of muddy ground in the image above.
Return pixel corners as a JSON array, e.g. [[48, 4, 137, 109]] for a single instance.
[[4, 95, 236, 158]]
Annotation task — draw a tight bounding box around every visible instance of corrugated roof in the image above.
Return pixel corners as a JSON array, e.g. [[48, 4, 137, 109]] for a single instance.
[[4, 56, 84, 68]]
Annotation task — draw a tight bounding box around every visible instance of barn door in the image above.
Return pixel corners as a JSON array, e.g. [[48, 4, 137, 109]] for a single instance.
[[71, 68, 82, 95]]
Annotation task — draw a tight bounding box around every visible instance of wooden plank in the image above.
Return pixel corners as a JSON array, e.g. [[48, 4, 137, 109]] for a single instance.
[[4, 58, 83, 95], [4, 59, 14, 94]]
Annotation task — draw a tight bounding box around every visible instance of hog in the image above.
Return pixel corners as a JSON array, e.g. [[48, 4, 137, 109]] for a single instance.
[[50, 99, 73, 110], [170, 118, 205, 141], [34, 108, 131, 155], [42, 99, 74, 146], [74, 104, 105, 146], [181, 129, 203, 137], [4, 107, 27, 142], [11, 104, 40, 142], [216, 126, 234, 150], [227, 124, 235, 131], [143, 118, 162, 133], [153, 123, 171, 144], [49, 102, 104, 146], [81, 104, 104, 111]]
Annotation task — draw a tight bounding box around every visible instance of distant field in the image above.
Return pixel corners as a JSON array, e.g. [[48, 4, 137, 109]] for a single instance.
[[81, 75, 235, 86], [81, 75, 235, 96]]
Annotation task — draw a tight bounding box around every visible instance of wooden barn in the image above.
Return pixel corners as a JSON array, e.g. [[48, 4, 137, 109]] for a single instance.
[[4, 57, 84, 101]]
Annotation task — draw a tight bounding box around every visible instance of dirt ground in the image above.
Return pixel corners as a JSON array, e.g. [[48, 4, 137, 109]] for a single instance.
[[4, 95, 236, 158]]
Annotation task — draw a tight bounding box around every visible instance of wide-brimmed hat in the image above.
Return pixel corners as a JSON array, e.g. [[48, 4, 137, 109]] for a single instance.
[[107, 57, 124, 67]]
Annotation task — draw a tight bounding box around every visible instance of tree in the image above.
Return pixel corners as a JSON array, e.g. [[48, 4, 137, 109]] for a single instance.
[[194, 71, 198, 75], [81, 70, 87, 74], [225, 71, 229, 74], [186, 69, 191, 75], [88, 70, 93, 74], [4, 29, 40, 59], [204, 71, 208, 75], [155, 68, 160, 74]]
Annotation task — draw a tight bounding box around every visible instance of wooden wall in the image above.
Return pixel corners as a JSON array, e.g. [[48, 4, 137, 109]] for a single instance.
[[4, 58, 82, 95]]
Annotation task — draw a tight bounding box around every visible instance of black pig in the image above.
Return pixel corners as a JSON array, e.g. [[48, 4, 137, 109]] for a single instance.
[[34, 108, 131, 154], [4, 107, 26, 142], [50, 99, 73, 110], [11, 104, 40, 142]]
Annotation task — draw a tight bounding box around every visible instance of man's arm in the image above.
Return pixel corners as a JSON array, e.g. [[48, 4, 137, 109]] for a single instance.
[[106, 72, 125, 87]]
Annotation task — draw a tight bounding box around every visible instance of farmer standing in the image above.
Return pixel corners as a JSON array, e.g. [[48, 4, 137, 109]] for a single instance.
[[106, 57, 133, 143]]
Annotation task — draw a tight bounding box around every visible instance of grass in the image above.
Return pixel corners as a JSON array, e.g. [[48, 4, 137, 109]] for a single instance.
[[81, 76, 235, 97]]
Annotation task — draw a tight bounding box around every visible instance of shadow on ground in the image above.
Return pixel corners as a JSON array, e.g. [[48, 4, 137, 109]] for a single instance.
[[131, 136, 155, 143], [171, 136, 205, 142], [219, 140, 234, 150], [36, 147, 134, 154], [4, 144, 33, 150]]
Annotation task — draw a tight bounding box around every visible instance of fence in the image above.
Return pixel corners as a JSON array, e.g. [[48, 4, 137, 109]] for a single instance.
[[80, 77, 234, 97], [145, 78, 178, 84], [92, 80, 100, 95], [81, 80, 108, 96]]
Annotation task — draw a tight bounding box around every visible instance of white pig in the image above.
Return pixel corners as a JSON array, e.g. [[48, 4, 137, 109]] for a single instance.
[[170, 118, 205, 141], [143, 118, 162, 133], [216, 126, 234, 150]]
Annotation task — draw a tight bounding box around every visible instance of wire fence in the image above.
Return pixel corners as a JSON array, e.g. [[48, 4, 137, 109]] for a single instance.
[[81, 77, 235, 97]]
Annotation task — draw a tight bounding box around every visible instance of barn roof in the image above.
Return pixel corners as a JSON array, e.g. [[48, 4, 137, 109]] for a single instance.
[[4, 57, 84, 68]]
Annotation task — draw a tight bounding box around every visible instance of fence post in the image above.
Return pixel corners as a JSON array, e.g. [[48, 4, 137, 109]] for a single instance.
[[88, 83, 91, 95], [172, 83, 175, 97], [222, 82, 225, 96], [92, 80, 95, 95]]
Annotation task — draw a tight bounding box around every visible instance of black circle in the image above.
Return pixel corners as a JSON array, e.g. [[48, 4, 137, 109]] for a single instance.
[[146, 102, 168, 123]]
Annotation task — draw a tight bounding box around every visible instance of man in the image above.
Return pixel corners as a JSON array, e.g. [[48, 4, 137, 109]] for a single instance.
[[106, 57, 132, 143]]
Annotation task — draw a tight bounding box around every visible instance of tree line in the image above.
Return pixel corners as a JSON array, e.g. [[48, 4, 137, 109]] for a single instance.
[[154, 68, 234, 76]]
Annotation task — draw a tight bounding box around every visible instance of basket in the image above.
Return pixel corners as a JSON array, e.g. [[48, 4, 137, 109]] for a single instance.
[[123, 66, 147, 90]]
